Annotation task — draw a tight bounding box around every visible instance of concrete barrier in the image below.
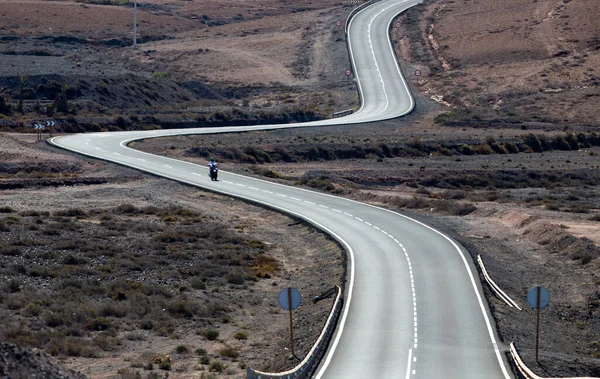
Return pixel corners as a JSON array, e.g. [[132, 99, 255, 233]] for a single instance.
[[246, 285, 343, 379]]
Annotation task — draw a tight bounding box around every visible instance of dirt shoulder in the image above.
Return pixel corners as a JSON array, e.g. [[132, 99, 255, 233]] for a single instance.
[[133, 113, 600, 377], [0, 133, 343, 378]]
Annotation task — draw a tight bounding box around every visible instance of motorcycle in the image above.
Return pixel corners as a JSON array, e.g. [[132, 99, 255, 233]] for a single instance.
[[209, 166, 218, 181]]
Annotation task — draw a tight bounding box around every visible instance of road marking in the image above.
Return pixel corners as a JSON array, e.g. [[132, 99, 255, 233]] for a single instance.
[[332, 208, 342, 213], [137, 158, 146, 162], [319, 204, 330, 209], [344, 212, 353, 217], [276, 193, 287, 197], [354, 217, 363, 222], [236, 183, 246, 187], [373, 226, 381, 231], [304, 201, 315, 205], [192, 173, 202, 177], [405, 348, 413, 379], [224, 180, 234, 184], [163, 165, 172, 169], [113, 152, 121, 156], [290, 197, 302, 201], [364, 221, 372, 226], [262, 190, 273, 194], [249, 186, 259, 190]]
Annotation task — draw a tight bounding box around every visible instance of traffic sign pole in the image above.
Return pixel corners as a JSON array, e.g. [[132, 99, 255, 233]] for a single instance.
[[288, 287, 295, 356], [278, 287, 301, 358], [536, 286, 541, 363], [527, 285, 549, 364]]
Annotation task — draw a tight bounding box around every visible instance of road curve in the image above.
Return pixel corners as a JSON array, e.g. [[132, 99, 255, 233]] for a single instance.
[[50, 0, 513, 377]]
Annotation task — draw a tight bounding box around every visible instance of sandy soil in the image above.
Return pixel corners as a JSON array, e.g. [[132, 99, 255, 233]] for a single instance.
[[0, 133, 343, 378], [393, 0, 600, 128]]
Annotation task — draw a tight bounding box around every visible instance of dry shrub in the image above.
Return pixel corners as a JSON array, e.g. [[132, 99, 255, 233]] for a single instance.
[[252, 255, 280, 278]]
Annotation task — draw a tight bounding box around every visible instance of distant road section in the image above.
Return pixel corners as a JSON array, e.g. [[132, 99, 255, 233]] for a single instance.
[[50, 0, 513, 378]]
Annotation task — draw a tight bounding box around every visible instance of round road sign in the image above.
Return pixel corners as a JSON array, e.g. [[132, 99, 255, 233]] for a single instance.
[[527, 286, 550, 309], [336, 20, 342, 27], [345, 68, 353, 77], [414, 69, 422, 77], [395, 22, 401, 28], [278, 287, 301, 311]]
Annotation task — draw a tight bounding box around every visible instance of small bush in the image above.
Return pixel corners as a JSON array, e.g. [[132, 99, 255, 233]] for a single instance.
[[233, 331, 248, 340], [43, 311, 64, 327], [209, 359, 226, 373], [190, 277, 207, 290], [0, 206, 15, 213], [5, 279, 20, 293], [199, 355, 210, 365], [219, 346, 239, 358], [175, 345, 189, 354], [115, 204, 137, 214], [159, 360, 171, 370], [196, 347, 207, 356], [0, 245, 22, 256], [54, 208, 86, 217], [199, 329, 219, 341]]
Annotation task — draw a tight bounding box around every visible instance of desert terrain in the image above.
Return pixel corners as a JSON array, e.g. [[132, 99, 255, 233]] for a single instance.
[[0, 0, 599, 378]]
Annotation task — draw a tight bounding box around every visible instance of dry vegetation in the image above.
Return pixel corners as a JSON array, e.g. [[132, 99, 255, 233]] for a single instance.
[[0, 134, 344, 378], [135, 114, 600, 376], [1, 0, 600, 377], [0, 0, 357, 131]]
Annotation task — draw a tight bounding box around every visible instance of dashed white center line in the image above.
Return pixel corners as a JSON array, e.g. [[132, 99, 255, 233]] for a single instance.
[[364, 221, 372, 226], [344, 212, 353, 217], [290, 197, 302, 201], [276, 193, 287, 197], [304, 201, 315, 205], [235, 183, 246, 187], [113, 152, 121, 156], [192, 173, 202, 177], [332, 208, 342, 213], [355, 217, 364, 222], [163, 165, 172, 169], [249, 187, 259, 190], [224, 180, 234, 184], [262, 190, 273, 194], [319, 204, 330, 209], [137, 158, 146, 162]]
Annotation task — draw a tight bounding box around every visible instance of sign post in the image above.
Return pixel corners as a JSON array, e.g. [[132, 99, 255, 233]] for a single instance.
[[133, 0, 137, 48], [278, 287, 301, 357], [527, 285, 550, 363]]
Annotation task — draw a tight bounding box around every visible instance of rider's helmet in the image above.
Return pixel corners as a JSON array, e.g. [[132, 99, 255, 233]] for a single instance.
[[210, 157, 215, 162]]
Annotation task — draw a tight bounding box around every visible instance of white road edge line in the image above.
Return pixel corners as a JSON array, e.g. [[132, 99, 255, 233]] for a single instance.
[[405, 348, 413, 379]]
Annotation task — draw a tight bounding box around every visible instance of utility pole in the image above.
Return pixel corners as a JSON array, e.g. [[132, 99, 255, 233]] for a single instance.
[[133, 0, 137, 48]]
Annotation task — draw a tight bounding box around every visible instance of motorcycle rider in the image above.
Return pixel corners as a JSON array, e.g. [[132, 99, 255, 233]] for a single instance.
[[208, 157, 218, 176]]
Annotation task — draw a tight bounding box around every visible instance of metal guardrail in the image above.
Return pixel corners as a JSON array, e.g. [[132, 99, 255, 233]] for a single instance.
[[344, 0, 384, 34], [509, 343, 599, 379], [477, 255, 522, 310], [246, 285, 343, 379], [332, 109, 354, 118]]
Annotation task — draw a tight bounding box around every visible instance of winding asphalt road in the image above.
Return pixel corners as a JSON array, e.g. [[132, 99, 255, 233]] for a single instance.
[[50, 0, 513, 377]]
